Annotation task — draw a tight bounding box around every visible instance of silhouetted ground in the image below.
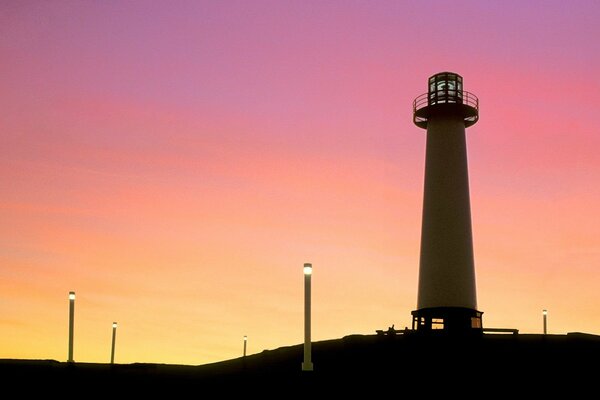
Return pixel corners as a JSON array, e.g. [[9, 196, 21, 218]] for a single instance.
[[2, 332, 599, 395]]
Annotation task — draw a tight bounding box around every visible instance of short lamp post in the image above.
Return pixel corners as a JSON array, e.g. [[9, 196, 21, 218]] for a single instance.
[[543, 309, 548, 335], [68, 291, 75, 363], [111, 322, 118, 364], [243, 335, 247, 357], [302, 263, 313, 371]]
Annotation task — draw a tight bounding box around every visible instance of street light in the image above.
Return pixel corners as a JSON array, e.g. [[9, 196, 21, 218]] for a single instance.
[[542, 309, 548, 335], [68, 291, 75, 363], [302, 263, 313, 371], [243, 335, 247, 357], [111, 322, 118, 364]]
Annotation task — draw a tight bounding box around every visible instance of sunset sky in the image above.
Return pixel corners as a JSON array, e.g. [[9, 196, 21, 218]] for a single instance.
[[2, 1, 600, 365]]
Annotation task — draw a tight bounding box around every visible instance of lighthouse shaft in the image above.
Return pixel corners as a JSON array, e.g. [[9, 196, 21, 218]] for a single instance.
[[418, 113, 476, 310]]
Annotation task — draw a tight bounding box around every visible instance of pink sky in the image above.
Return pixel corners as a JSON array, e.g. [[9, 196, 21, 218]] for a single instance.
[[1, 1, 600, 364]]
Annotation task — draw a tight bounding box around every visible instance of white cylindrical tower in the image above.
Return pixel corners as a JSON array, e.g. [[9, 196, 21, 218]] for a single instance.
[[411, 72, 483, 333]]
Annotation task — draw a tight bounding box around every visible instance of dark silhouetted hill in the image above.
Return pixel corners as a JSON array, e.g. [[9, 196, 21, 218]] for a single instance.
[[2, 332, 599, 395]]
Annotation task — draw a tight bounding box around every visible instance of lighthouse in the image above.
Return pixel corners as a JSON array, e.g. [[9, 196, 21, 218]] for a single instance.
[[411, 72, 483, 333]]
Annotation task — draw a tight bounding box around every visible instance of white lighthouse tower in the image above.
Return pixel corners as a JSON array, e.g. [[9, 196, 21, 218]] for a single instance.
[[411, 72, 483, 333]]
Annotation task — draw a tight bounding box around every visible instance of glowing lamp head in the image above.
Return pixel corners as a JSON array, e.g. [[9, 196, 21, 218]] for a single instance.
[[303, 263, 312, 275], [244, 335, 247, 341], [69, 292, 75, 300], [543, 309, 548, 316], [112, 322, 118, 328]]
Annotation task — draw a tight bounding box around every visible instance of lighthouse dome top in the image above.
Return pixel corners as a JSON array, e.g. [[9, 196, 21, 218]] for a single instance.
[[413, 71, 479, 129]]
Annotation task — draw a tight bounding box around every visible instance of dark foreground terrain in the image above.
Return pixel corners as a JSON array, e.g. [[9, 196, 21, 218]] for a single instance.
[[2, 332, 599, 395]]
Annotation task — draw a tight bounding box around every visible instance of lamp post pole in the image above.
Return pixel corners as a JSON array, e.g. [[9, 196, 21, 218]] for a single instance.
[[243, 335, 247, 357], [68, 291, 75, 363], [111, 322, 117, 364], [302, 263, 313, 371], [543, 309, 548, 335]]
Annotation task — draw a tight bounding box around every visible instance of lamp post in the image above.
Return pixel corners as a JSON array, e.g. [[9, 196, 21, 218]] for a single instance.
[[302, 263, 313, 371], [243, 335, 247, 357], [68, 291, 75, 363], [543, 309, 548, 335], [111, 322, 117, 364]]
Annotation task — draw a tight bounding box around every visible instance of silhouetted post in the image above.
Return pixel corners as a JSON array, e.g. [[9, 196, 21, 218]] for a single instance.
[[111, 322, 117, 364], [302, 263, 313, 371], [543, 309, 548, 334], [243, 335, 247, 357], [68, 291, 75, 362]]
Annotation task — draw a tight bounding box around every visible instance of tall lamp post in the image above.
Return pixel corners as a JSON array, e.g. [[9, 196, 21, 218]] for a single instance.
[[302, 263, 313, 371], [111, 322, 118, 364], [543, 309, 548, 335], [68, 291, 75, 363]]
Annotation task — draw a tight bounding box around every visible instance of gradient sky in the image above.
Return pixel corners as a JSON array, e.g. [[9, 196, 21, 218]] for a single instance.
[[2, 0, 600, 365]]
